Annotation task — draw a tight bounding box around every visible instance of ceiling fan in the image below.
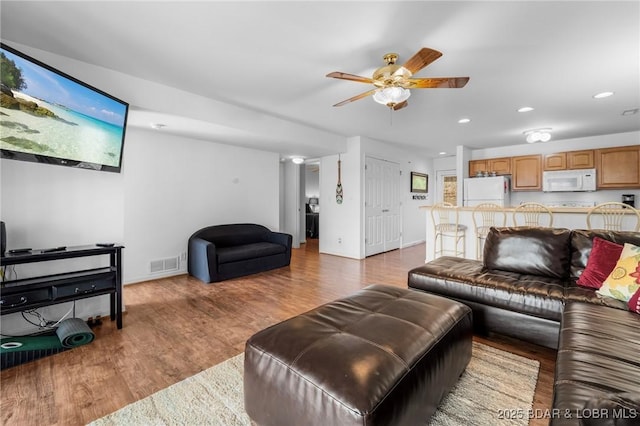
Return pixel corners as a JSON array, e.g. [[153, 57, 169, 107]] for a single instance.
[[326, 47, 469, 110]]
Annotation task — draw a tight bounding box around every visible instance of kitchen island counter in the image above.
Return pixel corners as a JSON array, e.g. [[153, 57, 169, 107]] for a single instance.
[[420, 204, 638, 261]]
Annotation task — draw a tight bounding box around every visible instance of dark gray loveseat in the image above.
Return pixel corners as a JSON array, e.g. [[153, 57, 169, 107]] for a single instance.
[[188, 223, 292, 283]]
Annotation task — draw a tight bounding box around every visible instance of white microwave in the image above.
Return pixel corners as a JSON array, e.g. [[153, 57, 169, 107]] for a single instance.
[[542, 169, 597, 192]]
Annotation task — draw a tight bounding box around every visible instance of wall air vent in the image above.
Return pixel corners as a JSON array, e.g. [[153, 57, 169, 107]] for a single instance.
[[150, 257, 179, 274]]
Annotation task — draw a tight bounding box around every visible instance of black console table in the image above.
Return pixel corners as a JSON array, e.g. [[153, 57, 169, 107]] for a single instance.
[[0, 245, 124, 329]]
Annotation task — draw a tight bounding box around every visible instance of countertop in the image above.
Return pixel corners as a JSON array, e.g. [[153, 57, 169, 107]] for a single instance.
[[418, 205, 637, 214]]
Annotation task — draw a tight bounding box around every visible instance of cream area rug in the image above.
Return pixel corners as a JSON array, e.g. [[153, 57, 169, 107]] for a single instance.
[[89, 342, 540, 426]]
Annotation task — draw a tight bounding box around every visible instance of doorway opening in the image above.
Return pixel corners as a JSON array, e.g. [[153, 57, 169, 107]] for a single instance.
[[436, 170, 457, 205]]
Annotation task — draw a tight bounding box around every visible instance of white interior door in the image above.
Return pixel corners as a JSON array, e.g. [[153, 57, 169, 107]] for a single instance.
[[365, 157, 401, 256], [365, 158, 384, 256], [382, 161, 401, 251]]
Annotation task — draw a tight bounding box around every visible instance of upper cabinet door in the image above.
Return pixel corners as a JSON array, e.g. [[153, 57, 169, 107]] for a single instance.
[[488, 157, 511, 175], [512, 155, 542, 191], [596, 146, 640, 188], [543, 153, 567, 170], [469, 160, 487, 177], [567, 150, 594, 169]]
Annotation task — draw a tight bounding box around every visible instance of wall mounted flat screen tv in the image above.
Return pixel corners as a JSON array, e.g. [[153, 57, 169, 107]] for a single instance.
[[0, 43, 128, 173]]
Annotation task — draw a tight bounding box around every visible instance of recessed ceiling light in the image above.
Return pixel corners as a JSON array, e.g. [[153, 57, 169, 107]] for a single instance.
[[593, 91, 614, 99], [439, 152, 447, 155], [291, 157, 305, 164], [517, 107, 534, 113], [150, 123, 166, 130], [622, 108, 639, 116], [458, 118, 471, 124]]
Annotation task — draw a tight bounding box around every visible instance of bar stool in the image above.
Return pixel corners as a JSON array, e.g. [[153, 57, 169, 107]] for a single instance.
[[431, 202, 466, 259], [513, 202, 554, 227], [472, 203, 506, 260], [586, 202, 640, 231]]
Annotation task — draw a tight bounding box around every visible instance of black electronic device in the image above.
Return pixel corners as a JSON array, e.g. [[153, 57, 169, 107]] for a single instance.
[[0, 221, 5, 256], [0, 43, 129, 173], [8, 248, 32, 254]]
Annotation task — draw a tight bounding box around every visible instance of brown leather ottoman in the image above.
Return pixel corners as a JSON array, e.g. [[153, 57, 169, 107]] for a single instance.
[[244, 284, 473, 426]]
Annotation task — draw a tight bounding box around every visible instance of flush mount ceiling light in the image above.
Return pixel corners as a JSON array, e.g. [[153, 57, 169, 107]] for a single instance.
[[517, 106, 534, 113], [523, 128, 552, 143], [457, 118, 471, 124], [150, 123, 166, 130], [291, 157, 305, 165], [593, 91, 614, 99]]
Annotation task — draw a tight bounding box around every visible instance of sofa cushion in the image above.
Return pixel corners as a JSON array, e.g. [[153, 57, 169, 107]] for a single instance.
[[408, 257, 565, 321], [576, 237, 624, 289], [570, 230, 640, 280], [198, 223, 271, 247], [483, 227, 572, 279], [597, 243, 640, 303], [217, 242, 286, 264], [579, 392, 640, 426], [551, 302, 640, 425], [563, 282, 629, 310]]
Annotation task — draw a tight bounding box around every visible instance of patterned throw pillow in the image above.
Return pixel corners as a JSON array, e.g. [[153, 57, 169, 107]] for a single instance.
[[597, 243, 640, 302], [629, 288, 640, 314], [576, 237, 624, 289]]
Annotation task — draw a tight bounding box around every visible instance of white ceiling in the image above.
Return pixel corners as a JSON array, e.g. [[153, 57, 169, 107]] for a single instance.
[[1, 1, 639, 159]]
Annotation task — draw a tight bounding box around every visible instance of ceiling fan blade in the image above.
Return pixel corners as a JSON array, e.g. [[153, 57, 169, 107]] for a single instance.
[[326, 72, 374, 84], [392, 100, 408, 111], [401, 48, 442, 74], [332, 89, 376, 107], [406, 77, 469, 89]]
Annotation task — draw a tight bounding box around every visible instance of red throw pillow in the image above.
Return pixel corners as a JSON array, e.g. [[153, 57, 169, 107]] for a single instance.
[[629, 288, 640, 314], [577, 237, 624, 289]]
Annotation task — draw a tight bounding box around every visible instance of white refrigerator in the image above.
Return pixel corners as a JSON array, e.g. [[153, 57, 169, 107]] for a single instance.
[[463, 176, 511, 207]]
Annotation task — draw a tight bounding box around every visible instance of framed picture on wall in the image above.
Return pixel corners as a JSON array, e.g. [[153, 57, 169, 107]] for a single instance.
[[410, 172, 428, 193]]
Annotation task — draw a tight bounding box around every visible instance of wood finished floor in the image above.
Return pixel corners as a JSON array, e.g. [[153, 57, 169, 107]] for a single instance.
[[1, 240, 556, 426]]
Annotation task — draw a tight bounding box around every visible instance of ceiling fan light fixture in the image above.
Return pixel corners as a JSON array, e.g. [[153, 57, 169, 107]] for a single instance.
[[373, 86, 411, 108]]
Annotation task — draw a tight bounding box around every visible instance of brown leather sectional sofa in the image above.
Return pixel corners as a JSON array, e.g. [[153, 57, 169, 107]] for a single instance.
[[408, 227, 640, 425]]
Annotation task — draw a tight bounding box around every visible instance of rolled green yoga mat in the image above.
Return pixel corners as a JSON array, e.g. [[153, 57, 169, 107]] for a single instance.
[[1, 318, 95, 353]]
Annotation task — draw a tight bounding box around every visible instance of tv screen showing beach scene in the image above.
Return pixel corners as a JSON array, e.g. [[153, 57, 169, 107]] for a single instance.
[[0, 43, 128, 172]]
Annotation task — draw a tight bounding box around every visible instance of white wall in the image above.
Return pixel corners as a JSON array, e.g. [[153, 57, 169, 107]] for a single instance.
[[1, 158, 124, 335], [305, 165, 320, 200], [123, 127, 280, 283], [0, 127, 280, 335], [360, 137, 433, 250], [319, 137, 362, 259], [318, 136, 433, 259]]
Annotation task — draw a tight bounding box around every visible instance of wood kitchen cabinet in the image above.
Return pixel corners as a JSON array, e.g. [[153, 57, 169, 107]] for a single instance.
[[469, 160, 487, 176], [543, 153, 567, 170], [511, 154, 542, 191], [567, 150, 595, 169], [469, 158, 510, 176], [488, 157, 511, 175], [596, 146, 640, 188], [544, 150, 594, 170]]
